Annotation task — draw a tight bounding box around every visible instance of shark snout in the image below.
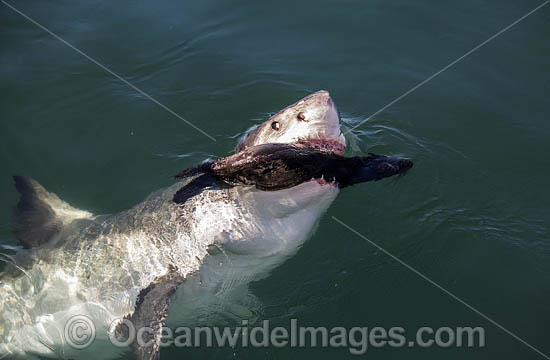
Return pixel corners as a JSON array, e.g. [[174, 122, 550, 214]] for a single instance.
[[326, 93, 335, 108], [235, 90, 345, 153], [311, 90, 334, 107]]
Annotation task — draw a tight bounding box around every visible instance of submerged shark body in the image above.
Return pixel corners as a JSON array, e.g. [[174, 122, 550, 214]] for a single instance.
[[1, 175, 337, 360], [0, 91, 411, 360]]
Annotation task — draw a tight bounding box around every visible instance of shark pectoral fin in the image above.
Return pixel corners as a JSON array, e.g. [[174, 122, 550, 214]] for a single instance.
[[118, 270, 186, 360], [12, 176, 93, 248]]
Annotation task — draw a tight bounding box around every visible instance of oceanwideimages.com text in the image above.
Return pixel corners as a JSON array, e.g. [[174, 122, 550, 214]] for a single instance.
[[65, 315, 486, 355]]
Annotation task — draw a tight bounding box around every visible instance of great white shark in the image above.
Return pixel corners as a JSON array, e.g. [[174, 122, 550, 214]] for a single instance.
[[0, 91, 412, 360]]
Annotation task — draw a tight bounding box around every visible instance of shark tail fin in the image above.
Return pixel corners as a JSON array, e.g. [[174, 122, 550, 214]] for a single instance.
[[12, 176, 93, 248]]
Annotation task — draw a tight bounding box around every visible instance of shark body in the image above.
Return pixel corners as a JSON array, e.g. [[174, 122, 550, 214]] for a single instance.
[[0, 91, 411, 360]]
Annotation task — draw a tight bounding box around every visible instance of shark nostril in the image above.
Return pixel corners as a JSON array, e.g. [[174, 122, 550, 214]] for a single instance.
[[297, 112, 307, 121]]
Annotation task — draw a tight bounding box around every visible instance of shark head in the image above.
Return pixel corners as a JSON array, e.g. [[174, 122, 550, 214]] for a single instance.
[[235, 90, 346, 154]]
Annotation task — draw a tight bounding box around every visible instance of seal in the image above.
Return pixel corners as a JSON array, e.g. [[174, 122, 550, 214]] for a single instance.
[[0, 90, 412, 360]]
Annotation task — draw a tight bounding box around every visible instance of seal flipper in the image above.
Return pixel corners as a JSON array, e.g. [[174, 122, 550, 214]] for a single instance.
[[173, 161, 214, 179], [173, 173, 217, 204], [117, 270, 186, 360], [13, 176, 93, 248]]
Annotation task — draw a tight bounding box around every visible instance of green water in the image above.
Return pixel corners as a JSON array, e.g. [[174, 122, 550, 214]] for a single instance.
[[1, 0, 549, 359]]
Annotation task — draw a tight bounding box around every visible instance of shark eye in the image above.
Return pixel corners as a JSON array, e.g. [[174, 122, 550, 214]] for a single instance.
[[297, 112, 306, 121], [271, 121, 280, 130]]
